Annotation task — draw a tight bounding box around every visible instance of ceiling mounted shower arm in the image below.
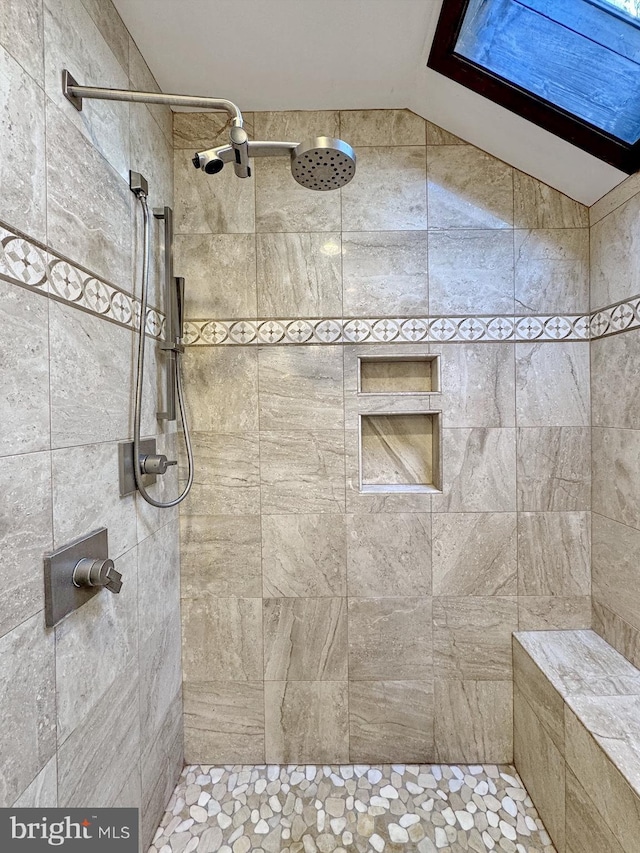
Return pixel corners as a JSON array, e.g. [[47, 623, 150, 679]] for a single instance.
[[62, 70, 244, 126]]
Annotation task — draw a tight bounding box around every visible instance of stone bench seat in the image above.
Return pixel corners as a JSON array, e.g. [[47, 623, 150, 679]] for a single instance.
[[513, 629, 640, 853]]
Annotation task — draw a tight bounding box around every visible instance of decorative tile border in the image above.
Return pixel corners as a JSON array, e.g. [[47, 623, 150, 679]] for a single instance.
[[3, 219, 640, 346], [183, 314, 591, 345], [0, 222, 165, 338]]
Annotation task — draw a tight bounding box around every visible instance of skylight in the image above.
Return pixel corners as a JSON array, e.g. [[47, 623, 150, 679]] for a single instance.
[[428, 0, 640, 172]]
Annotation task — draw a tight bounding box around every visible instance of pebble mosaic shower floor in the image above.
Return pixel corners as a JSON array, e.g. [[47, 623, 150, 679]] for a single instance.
[[150, 764, 555, 853]]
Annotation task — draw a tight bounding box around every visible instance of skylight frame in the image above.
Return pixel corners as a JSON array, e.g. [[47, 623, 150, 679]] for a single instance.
[[427, 0, 640, 173]]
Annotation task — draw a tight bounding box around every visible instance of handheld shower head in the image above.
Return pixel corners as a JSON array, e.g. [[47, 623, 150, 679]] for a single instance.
[[290, 137, 356, 190]]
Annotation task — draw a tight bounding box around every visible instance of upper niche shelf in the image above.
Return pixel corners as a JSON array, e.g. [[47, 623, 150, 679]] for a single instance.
[[359, 356, 438, 394]]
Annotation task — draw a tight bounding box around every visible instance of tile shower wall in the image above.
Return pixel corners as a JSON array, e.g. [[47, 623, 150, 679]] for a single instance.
[[590, 174, 640, 670], [175, 109, 592, 765], [0, 1, 181, 846]]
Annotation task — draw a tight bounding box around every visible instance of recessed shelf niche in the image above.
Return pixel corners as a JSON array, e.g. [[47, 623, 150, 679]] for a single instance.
[[359, 356, 438, 394], [360, 412, 441, 493]]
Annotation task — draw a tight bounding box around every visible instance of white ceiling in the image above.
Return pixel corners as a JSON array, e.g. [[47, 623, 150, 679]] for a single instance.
[[113, 0, 628, 205]]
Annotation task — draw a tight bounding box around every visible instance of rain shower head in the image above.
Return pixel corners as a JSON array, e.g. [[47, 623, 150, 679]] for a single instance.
[[193, 136, 357, 190]]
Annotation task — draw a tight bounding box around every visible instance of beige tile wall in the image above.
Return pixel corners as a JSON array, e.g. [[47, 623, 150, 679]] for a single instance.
[[0, 0, 181, 845], [590, 174, 640, 670], [175, 108, 592, 764]]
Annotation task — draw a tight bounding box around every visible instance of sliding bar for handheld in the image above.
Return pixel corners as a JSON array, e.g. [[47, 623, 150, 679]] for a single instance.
[[153, 206, 184, 422], [62, 69, 244, 126]]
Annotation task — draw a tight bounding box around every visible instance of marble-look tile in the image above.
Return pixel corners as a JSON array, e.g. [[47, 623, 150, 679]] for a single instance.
[[340, 109, 425, 146], [361, 414, 435, 488], [183, 432, 260, 515], [111, 767, 141, 811], [565, 704, 640, 853], [260, 430, 345, 514], [140, 613, 182, 743], [0, 613, 55, 807], [345, 429, 432, 514], [51, 441, 137, 559], [341, 147, 427, 231], [432, 428, 516, 512], [514, 229, 589, 313], [183, 347, 258, 432], [514, 629, 640, 697], [515, 342, 590, 427], [592, 331, 640, 429], [349, 681, 434, 762], [566, 768, 624, 853], [137, 520, 180, 645], [433, 597, 517, 680], [345, 392, 435, 431], [256, 232, 342, 318], [347, 512, 431, 597], [427, 146, 513, 229], [182, 597, 263, 682], [44, 0, 130, 179], [128, 37, 172, 143], [342, 231, 428, 317], [513, 687, 565, 850], [428, 230, 514, 314], [181, 514, 262, 598], [253, 109, 340, 141], [80, 0, 129, 74], [513, 638, 565, 754], [567, 694, 640, 796], [592, 427, 640, 530], [0, 44, 46, 241], [426, 121, 467, 144], [435, 343, 515, 427], [518, 512, 591, 596], [183, 681, 265, 764], [262, 514, 347, 597], [12, 756, 57, 808], [174, 147, 255, 234], [264, 681, 349, 764], [591, 170, 640, 226], [516, 427, 591, 511], [0, 0, 44, 84], [0, 452, 51, 640], [141, 695, 183, 848], [55, 547, 137, 743], [173, 111, 255, 149], [432, 512, 517, 595], [592, 513, 640, 633], [46, 101, 132, 292], [514, 172, 588, 228], [590, 191, 640, 307], [359, 355, 434, 394], [58, 664, 140, 808], [263, 598, 348, 681], [258, 346, 344, 430], [176, 234, 257, 319], [593, 600, 640, 672], [518, 597, 592, 631], [348, 597, 432, 681], [129, 99, 174, 215], [255, 159, 341, 232], [434, 680, 513, 763]]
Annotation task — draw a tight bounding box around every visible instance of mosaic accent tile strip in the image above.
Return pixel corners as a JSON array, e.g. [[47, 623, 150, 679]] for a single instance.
[[150, 763, 556, 853], [0, 222, 165, 338], [182, 315, 591, 346]]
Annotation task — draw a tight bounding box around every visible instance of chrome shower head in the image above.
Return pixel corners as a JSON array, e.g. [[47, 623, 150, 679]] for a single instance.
[[290, 137, 356, 190]]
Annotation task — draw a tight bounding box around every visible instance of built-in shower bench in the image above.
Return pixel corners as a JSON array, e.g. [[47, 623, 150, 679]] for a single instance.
[[513, 629, 640, 853]]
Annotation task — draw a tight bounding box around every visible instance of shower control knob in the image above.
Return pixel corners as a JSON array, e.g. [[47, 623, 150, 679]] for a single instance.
[[72, 558, 123, 594], [139, 453, 178, 476]]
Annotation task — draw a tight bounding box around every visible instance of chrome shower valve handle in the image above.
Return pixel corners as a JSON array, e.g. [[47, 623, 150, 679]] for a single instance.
[[72, 557, 123, 594], [139, 453, 178, 476]]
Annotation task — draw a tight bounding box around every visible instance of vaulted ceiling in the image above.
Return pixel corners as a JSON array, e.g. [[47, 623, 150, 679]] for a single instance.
[[113, 0, 628, 204]]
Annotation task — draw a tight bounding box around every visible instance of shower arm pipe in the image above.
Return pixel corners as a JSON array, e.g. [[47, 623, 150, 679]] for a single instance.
[[62, 70, 244, 126], [205, 140, 300, 163]]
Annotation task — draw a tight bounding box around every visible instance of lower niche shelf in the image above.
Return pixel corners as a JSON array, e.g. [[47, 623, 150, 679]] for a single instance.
[[360, 412, 441, 493]]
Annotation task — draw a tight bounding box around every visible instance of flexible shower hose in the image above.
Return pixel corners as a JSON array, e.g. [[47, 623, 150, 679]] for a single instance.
[[132, 192, 194, 507]]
